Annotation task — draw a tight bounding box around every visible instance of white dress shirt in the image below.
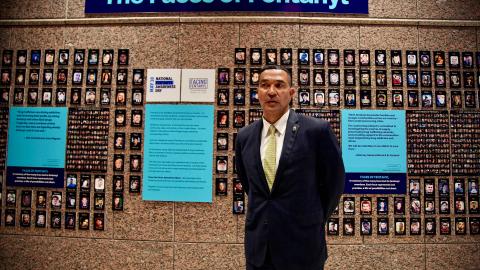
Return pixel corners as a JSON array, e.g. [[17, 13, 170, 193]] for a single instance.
[[260, 110, 290, 171]]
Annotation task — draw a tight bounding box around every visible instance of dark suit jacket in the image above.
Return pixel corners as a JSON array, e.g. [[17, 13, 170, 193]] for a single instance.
[[235, 110, 345, 270]]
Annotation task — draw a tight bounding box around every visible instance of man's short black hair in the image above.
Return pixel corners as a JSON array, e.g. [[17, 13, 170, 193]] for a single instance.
[[259, 65, 292, 86]]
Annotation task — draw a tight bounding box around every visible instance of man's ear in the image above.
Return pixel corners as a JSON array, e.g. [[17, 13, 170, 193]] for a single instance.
[[289, 87, 296, 99]]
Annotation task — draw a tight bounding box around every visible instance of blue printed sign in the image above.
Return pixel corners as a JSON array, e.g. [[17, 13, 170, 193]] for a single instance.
[[85, 0, 368, 14], [341, 110, 407, 194], [6, 107, 68, 188], [143, 104, 214, 202]]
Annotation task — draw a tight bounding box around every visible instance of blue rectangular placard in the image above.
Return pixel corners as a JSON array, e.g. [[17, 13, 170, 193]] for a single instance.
[[143, 104, 214, 202], [6, 107, 68, 188], [341, 110, 406, 194], [85, 0, 368, 14]]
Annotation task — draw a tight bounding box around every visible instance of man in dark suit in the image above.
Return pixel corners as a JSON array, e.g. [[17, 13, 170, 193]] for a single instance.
[[236, 66, 345, 270]]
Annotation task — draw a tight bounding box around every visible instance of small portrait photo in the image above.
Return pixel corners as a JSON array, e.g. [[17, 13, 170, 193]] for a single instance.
[[74, 49, 85, 65], [41, 88, 52, 105], [421, 90, 433, 108], [360, 218, 372, 236], [45, 49, 55, 65], [265, 48, 277, 65], [449, 71, 461, 88], [392, 70, 403, 87], [343, 197, 355, 215], [66, 191, 76, 209], [113, 154, 125, 172], [131, 110, 143, 127], [406, 50, 417, 67], [94, 213, 105, 230], [454, 179, 465, 194], [51, 192, 62, 209], [313, 49, 324, 66], [5, 209, 16, 226], [101, 69, 112, 85], [215, 178, 228, 196], [439, 218, 450, 235], [35, 210, 46, 228], [250, 48, 262, 65], [130, 133, 142, 150], [250, 68, 260, 85], [84, 88, 96, 105], [250, 88, 259, 105], [234, 68, 246, 85], [58, 49, 70, 65], [13, 88, 24, 105], [394, 218, 406, 235], [407, 70, 418, 87], [298, 48, 310, 65], [360, 197, 372, 215], [16, 50, 27, 66], [280, 48, 292, 65], [327, 218, 339, 236], [420, 51, 431, 67], [1, 69, 11, 85], [394, 197, 405, 215], [468, 179, 478, 195], [20, 210, 31, 227], [115, 109, 126, 127], [344, 49, 355, 66], [360, 70, 371, 86], [113, 174, 124, 193], [70, 88, 82, 105], [435, 90, 447, 108], [65, 212, 76, 229], [80, 174, 91, 191], [86, 68, 97, 85], [375, 50, 386, 66], [409, 179, 420, 195], [425, 198, 435, 214], [313, 69, 325, 86], [328, 69, 340, 86], [112, 193, 124, 211], [313, 90, 325, 107], [469, 198, 479, 214], [343, 218, 355, 236], [132, 88, 143, 105], [378, 218, 389, 235], [359, 50, 370, 66], [133, 69, 144, 86], [71, 69, 83, 85], [218, 68, 229, 85], [470, 218, 480, 235], [57, 68, 68, 85], [102, 49, 114, 66], [376, 90, 387, 107], [2, 50, 13, 66], [21, 190, 32, 208], [448, 51, 460, 68], [425, 179, 435, 196], [118, 49, 129, 66], [375, 70, 387, 86], [217, 88, 229, 106], [130, 154, 142, 172], [94, 175, 106, 192], [15, 69, 26, 85], [27, 88, 38, 105], [114, 132, 126, 150], [438, 179, 449, 195], [216, 156, 228, 174], [439, 199, 450, 214], [342, 70, 355, 87], [410, 197, 421, 215], [327, 49, 339, 66], [55, 88, 67, 105], [463, 90, 474, 107], [79, 213, 90, 230], [115, 88, 126, 106], [328, 90, 340, 107], [298, 68, 310, 86], [433, 51, 445, 68], [462, 52, 474, 68], [344, 90, 356, 107], [454, 196, 465, 214], [52, 213, 64, 230], [100, 88, 111, 105], [360, 90, 371, 107], [233, 88, 245, 106], [233, 110, 245, 128], [30, 50, 41, 65], [420, 71, 431, 87], [391, 50, 402, 67], [116, 68, 128, 85], [233, 178, 244, 195], [88, 49, 99, 65], [410, 218, 421, 235], [463, 71, 475, 88], [217, 110, 229, 128], [451, 91, 462, 108], [234, 48, 246, 65], [66, 174, 78, 189], [233, 200, 245, 214], [79, 192, 90, 210], [28, 69, 40, 85], [1, 88, 9, 104], [129, 176, 141, 193], [455, 217, 466, 235], [94, 193, 105, 210], [298, 89, 310, 106]]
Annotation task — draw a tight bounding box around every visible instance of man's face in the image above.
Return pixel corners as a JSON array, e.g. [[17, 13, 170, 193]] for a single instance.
[[252, 52, 260, 61], [258, 69, 294, 121]]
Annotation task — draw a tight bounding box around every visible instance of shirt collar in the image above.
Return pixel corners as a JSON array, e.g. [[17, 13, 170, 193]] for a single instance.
[[262, 109, 290, 137]]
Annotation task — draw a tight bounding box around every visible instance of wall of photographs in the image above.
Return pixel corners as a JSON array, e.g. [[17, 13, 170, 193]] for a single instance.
[[0, 48, 145, 230], [216, 47, 480, 236]]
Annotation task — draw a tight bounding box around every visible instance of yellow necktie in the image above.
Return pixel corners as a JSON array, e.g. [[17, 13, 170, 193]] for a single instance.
[[263, 125, 277, 191]]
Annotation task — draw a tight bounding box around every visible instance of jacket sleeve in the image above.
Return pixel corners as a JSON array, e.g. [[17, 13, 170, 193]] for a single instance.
[[235, 131, 249, 195], [318, 121, 345, 220]]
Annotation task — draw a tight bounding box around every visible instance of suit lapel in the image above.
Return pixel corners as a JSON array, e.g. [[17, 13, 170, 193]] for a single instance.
[[271, 110, 300, 194]]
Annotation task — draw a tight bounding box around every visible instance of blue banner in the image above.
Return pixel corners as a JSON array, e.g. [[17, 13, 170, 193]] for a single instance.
[[341, 110, 406, 194], [6, 107, 68, 188], [85, 0, 368, 14], [143, 104, 214, 202]]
